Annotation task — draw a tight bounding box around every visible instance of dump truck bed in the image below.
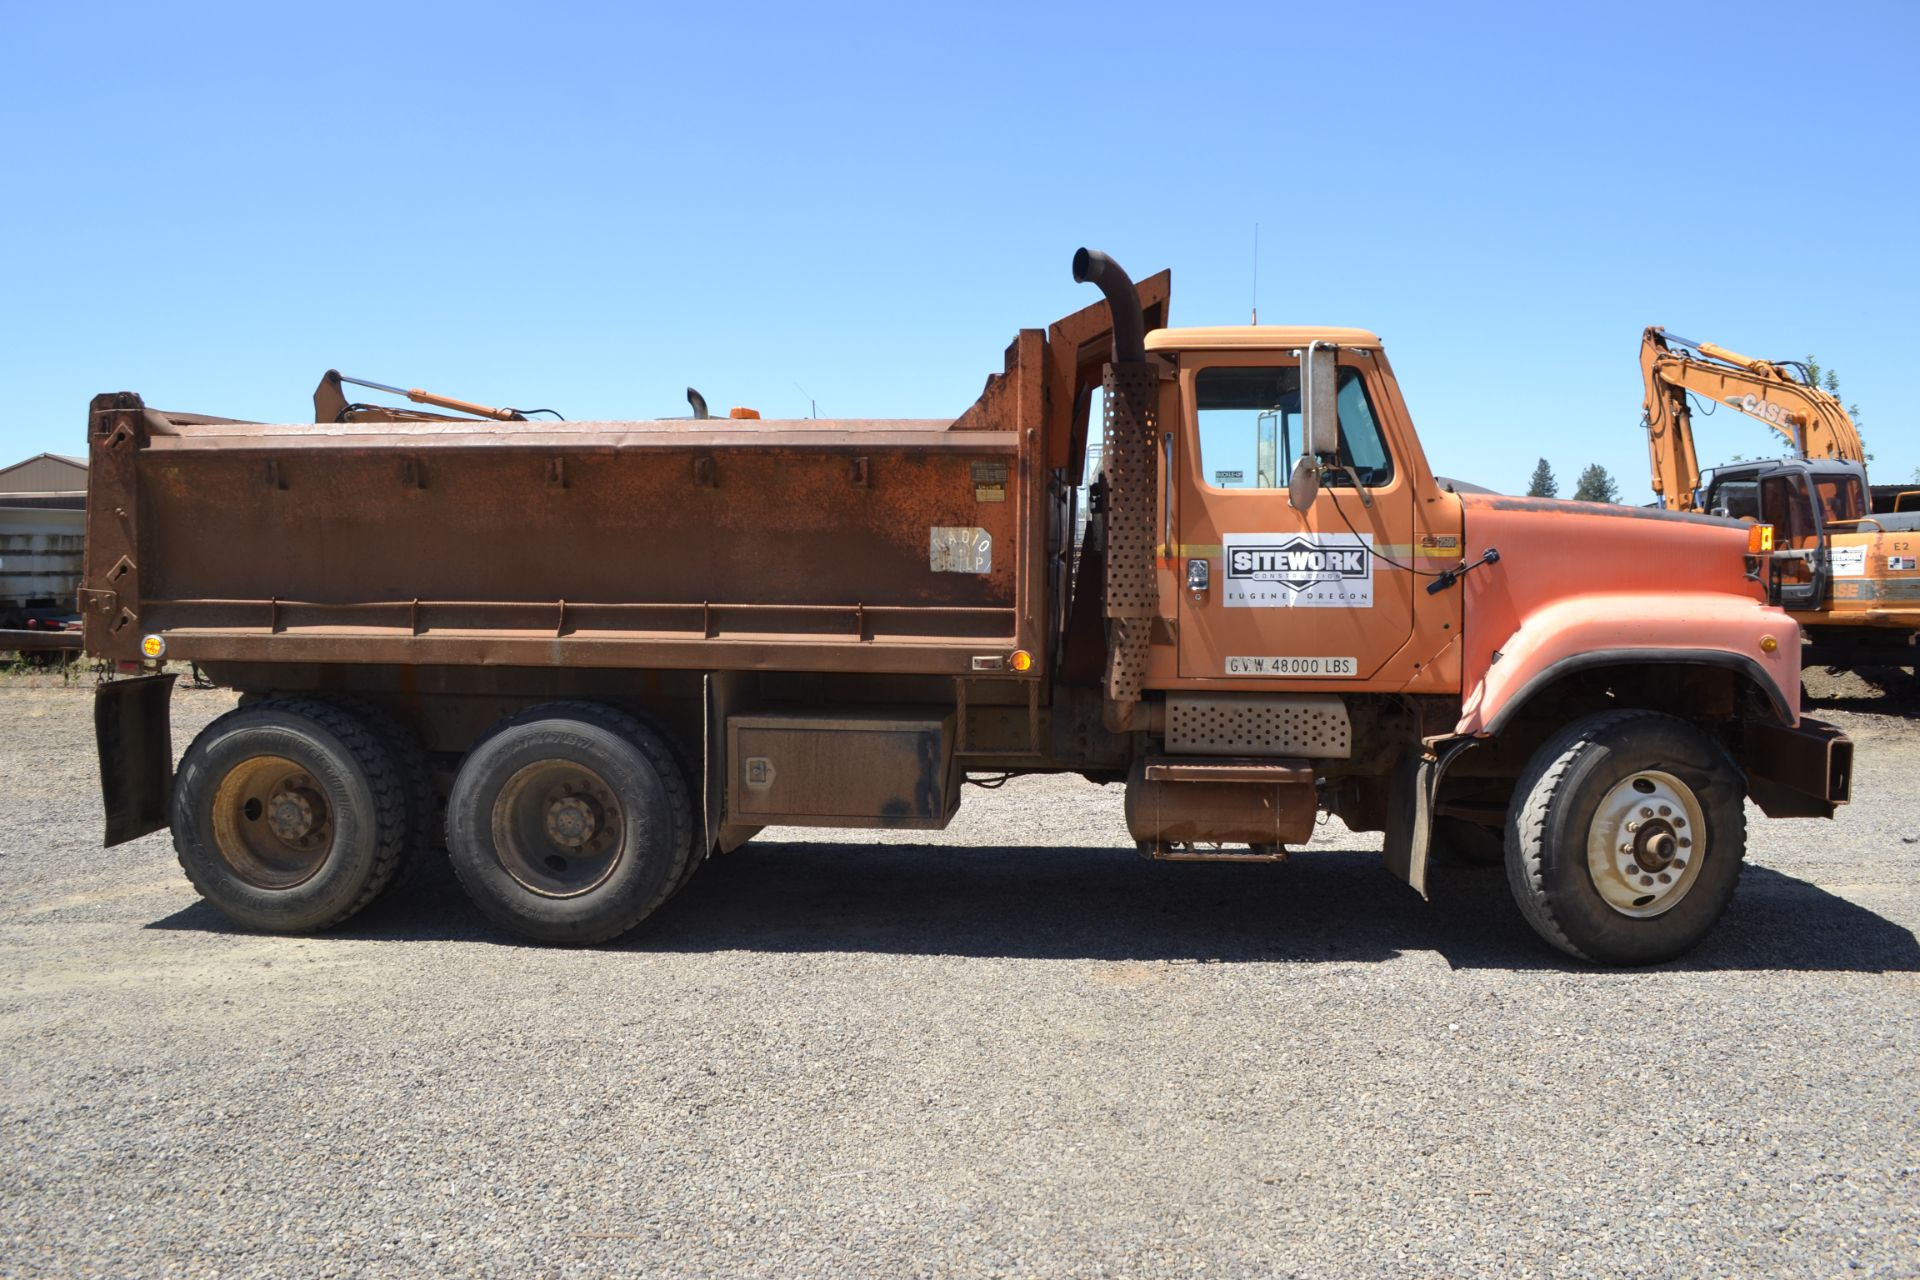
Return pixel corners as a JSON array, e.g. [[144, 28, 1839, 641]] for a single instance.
[[83, 409, 1044, 674]]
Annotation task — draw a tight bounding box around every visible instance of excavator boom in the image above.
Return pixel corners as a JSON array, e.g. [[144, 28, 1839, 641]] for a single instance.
[[1640, 327, 1866, 511]]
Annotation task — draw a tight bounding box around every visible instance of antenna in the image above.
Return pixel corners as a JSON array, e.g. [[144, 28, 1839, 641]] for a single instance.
[[1250, 222, 1260, 325], [793, 380, 816, 419]]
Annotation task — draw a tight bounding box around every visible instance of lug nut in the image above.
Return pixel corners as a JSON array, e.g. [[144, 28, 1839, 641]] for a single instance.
[[1659, 805, 1672, 817], [1641, 807, 1654, 818]]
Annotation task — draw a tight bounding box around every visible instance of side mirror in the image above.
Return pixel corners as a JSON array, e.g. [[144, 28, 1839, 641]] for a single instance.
[[1290, 342, 1338, 511], [1287, 455, 1321, 512], [1302, 342, 1339, 457]]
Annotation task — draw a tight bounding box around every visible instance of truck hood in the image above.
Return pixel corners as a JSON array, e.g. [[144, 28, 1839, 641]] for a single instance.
[[1454, 493, 1796, 734]]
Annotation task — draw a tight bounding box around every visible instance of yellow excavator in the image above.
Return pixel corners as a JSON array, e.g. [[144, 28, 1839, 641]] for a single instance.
[[1641, 327, 1920, 671]]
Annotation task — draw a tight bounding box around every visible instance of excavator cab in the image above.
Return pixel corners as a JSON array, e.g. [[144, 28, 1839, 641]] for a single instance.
[[1702, 458, 1869, 610], [1703, 458, 1868, 529]]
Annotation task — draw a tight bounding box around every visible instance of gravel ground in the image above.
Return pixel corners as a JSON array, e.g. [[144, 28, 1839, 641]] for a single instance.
[[2, 681, 1917, 1278]]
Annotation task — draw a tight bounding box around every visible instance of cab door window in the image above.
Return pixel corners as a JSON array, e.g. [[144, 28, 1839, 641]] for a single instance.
[[1194, 365, 1393, 490]]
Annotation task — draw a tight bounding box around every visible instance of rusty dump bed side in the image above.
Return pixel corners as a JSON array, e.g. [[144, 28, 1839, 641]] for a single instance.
[[82, 275, 1170, 677], [84, 404, 1041, 674]]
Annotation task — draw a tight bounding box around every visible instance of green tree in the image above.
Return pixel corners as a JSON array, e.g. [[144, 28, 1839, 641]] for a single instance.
[[1526, 458, 1558, 498], [1572, 463, 1620, 503], [1804, 354, 1869, 460]]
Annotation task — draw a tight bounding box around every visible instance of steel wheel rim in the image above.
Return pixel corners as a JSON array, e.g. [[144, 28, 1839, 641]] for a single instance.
[[210, 754, 335, 889], [1586, 769, 1705, 918], [491, 760, 625, 898]]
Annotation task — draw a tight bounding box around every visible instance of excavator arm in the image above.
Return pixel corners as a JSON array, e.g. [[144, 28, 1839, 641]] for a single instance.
[[1640, 327, 1865, 511]]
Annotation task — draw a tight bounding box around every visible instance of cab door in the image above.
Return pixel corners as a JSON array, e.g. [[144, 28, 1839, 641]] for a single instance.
[[1173, 349, 1415, 682]]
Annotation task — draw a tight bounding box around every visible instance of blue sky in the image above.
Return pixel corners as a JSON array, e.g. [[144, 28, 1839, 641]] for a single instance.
[[3, 1, 1915, 498]]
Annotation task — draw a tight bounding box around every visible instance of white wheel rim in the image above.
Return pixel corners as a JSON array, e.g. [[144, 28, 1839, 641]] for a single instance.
[[1585, 769, 1705, 918]]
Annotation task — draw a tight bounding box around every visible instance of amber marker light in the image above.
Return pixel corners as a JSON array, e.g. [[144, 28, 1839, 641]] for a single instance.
[[140, 634, 167, 659], [1760, 635, 1779, 654], [1747, 524, 1775, 554], [1009, 649, 1034, 672]]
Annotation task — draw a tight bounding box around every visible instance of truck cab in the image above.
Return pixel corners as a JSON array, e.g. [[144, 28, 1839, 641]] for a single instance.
[[1140, 326, 1461, 697]]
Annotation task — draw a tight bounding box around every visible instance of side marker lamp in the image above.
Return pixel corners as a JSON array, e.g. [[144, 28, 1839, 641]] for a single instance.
[[1747, 524, 1775, 554], [140, 634, 167, 660]]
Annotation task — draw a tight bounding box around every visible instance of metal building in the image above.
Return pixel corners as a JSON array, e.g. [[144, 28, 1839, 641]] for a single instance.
[[1, 452, 87, 630], [0, 452, 88, 509]]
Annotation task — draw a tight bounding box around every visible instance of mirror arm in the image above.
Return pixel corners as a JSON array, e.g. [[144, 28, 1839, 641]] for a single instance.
[[1326, 464, 1373, 507]]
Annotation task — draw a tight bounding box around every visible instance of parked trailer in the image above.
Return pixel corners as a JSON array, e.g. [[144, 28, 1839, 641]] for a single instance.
[[81, 250, 1851, 964]]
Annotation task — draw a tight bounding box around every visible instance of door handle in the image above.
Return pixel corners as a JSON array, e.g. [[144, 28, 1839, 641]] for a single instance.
[[1186, 557, 1210, 597], [1161, 431, 1174, 552]]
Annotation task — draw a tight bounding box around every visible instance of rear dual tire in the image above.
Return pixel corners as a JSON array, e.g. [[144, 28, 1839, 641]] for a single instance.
[[445, 703, 695, 944], [171, 699, 409, 932]]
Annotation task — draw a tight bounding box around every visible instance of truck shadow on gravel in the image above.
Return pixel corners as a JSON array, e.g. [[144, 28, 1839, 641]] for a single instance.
[[150, 844, 1920, 973]]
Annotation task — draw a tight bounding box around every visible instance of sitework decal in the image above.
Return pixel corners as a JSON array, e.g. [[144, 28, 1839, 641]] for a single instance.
[[1222, 532, 1373, 608]]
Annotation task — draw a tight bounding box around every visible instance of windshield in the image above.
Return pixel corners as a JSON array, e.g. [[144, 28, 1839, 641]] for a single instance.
[[1814, 475, 1866, 523]]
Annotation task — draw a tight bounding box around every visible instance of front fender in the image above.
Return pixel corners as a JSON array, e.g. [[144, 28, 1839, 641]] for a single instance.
[[1456, 592, 1799, 737]]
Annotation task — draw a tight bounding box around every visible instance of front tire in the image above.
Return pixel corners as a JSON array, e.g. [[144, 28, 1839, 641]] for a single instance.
[[446, 702, 694, 944], [1506, 710, 1746, 966]]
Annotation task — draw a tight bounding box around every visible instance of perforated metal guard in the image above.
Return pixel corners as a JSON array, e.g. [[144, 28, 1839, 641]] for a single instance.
[[1165, 694, 1353, 759], [1101, 362, 1159, 707], [1106, 616, 1151, 704], [1102, 363, 1158, 621]]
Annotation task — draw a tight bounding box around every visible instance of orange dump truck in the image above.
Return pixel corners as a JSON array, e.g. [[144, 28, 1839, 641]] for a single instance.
[[82, 250, 1851, 964]]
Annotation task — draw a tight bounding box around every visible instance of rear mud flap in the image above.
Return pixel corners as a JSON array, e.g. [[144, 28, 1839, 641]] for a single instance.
[[95, 672, 176, 846]]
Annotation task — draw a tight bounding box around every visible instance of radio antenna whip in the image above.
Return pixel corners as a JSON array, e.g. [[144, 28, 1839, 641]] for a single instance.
[[1250, 222, 1260, 325]]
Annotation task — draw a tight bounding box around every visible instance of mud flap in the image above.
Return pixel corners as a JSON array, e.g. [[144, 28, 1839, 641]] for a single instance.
[[702, 671, 758, 855], [1382, 736, 1479, 898], [95, 672, 176, 847]]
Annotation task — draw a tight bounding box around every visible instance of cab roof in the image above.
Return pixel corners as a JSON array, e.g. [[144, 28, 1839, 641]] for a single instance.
[[1144, 325, 1383, 352]]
